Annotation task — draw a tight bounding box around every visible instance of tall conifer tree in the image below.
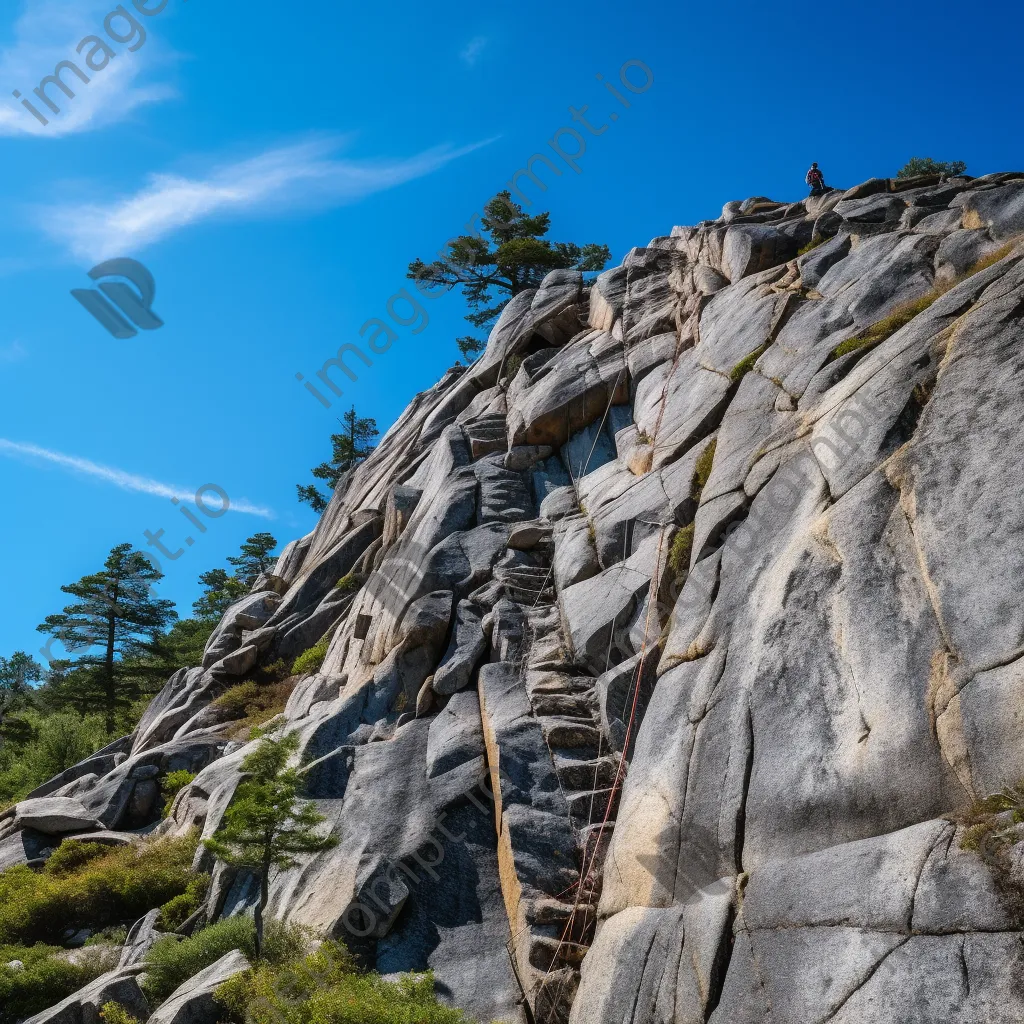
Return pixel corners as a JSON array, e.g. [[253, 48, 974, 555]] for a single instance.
[[37, 544, 176, 732], [297, 406, 378, 512]]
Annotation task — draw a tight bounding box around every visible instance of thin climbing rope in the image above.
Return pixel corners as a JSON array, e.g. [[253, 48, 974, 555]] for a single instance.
[[540, 526, 669, 996]]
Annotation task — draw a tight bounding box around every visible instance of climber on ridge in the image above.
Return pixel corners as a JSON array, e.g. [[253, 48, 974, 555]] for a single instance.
[[806, 161, 828, 196]]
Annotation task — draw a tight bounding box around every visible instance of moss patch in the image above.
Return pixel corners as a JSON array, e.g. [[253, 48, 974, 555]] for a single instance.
[[729, 344, 769, 383], [692, 439, 717, 501], [669, 524, 695, 579], [830, 292, 939, 362]]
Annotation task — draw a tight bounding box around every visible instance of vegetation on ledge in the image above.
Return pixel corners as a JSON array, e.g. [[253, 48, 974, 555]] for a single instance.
[[0, 831, 202, 946]]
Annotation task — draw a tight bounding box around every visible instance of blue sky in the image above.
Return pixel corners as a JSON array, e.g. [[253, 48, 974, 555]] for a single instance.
[[0, 0, 1021, 665]]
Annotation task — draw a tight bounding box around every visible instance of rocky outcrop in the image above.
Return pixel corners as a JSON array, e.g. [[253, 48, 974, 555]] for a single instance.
[[24, 965, 150, 1024], [13, 170, 1024, 1024]]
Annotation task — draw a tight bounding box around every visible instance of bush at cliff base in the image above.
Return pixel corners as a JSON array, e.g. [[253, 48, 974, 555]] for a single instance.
[[215, 939, 474, 1024], [0, 943, 118, 1024], [0, 832, 202, 945]]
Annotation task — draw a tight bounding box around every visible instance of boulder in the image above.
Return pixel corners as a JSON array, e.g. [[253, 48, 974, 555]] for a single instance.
[[13, 798, 102, 835], [24, 966, 149, 1024], [147, 949, 249, 1024]]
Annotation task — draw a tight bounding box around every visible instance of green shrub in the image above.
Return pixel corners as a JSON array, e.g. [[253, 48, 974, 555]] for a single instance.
[[729, 344, 769, 383], [213, 681, 297, 740], [797, 236, 825, 257], [896, 156, 967, 179], [162, 770, 197, 816], [0, 944, 117, 1024], [215, 939, 472, 1024], [30, 714, 109, 781], [144, 917, 306, 1006], [100, 1002, 141, 1024], [0, 758, 36, 809], [0, 832, 202, 945], [505, 353, 523, 380], [253, 659, 291, 685], [157, 874, 210, 931], [334, 573, 360, 592], [85, 925, 128, 946], [144, 916, 255, 1005], [292, 638, 330, 677], [0, 712, 111, 809], [44, 840, 110, 876], [830, 292, 939, 361], [214, 682, 261, 716]]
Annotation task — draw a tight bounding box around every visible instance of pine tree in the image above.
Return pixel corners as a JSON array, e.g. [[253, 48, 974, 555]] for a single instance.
[[408, 191, 611, 357], [897, 157, 967, 180], [192, 533, 280, 619], [0, 652, 42, 724], [226, 532, 279, 587], [204, 732, 337, 955], [192, 568, 249, 620], [36, 544, 176, 732], [0, 652, 42, 701], [297, 406, 378, 513]]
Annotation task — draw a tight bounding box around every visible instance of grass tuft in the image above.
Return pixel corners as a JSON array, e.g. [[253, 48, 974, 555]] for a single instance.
[[505, 353, 523, 380], [958, 782, 1024, 860], [162, 769, 197, 817], [937, 240, 1019, 295], [797, 236, 825, 257]]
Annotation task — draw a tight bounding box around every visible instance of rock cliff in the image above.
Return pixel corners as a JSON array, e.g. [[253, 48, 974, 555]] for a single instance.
[[8, 169, 1024, 1024]]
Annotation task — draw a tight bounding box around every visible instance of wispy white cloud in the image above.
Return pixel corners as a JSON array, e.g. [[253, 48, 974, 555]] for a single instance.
[[0, 341, 27, 363], [460, 36, 488, 67], [38, 135, 495, 261], [0, 438, 274, 518], [0, 0, 177, 137]]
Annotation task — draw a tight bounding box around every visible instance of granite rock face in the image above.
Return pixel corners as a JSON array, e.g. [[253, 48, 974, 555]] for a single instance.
[[14, 171, 1024, 1024]]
